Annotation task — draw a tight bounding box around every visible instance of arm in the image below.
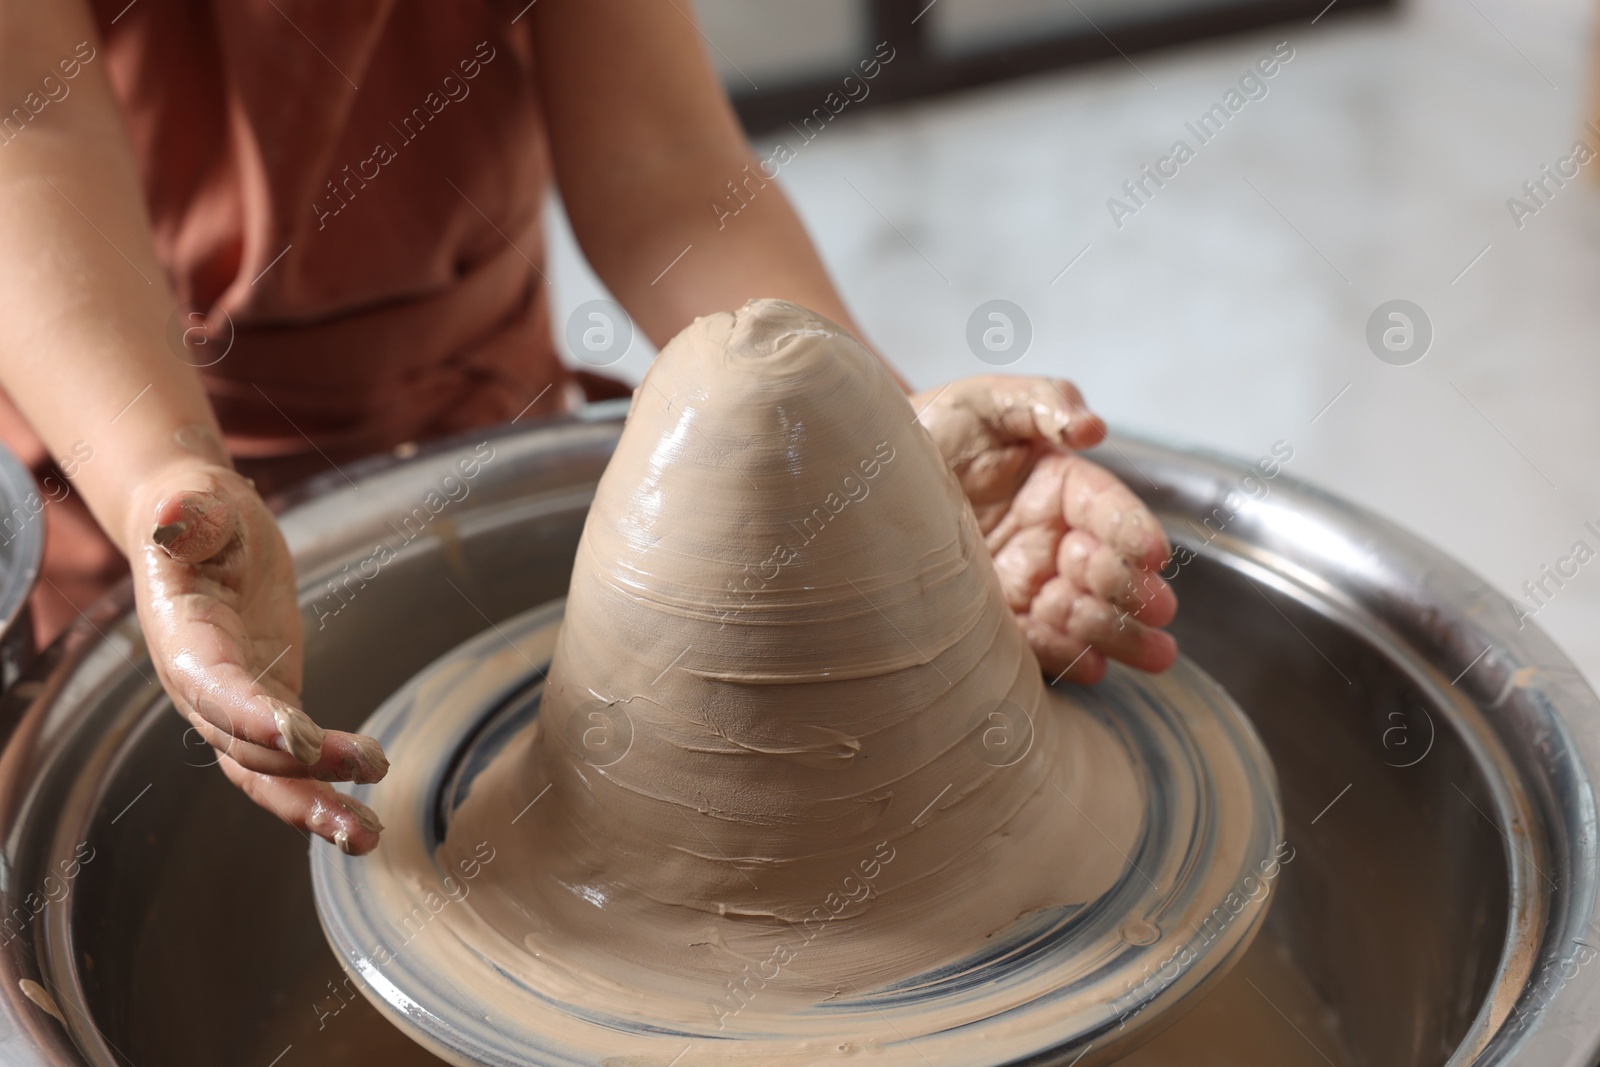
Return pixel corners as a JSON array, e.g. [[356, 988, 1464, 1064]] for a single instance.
[[0, 0, 386, 851], [0, 0, 221, 543], [527, 0, 908, 386]]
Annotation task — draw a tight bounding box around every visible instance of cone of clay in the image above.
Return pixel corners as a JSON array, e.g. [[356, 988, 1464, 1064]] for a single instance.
[[446, 300, 1142, 1002]]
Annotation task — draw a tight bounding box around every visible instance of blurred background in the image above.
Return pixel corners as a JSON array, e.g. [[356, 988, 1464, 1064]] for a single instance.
[[547, 0, 1600, 689]]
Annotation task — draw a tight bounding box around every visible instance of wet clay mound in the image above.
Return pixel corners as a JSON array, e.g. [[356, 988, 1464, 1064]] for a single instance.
[[315, 299, 1279, 1067], [443, 299, 1142, 1006]]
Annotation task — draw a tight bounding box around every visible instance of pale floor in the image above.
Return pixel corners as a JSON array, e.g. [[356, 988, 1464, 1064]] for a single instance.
[[546, 0, 1600, 689]]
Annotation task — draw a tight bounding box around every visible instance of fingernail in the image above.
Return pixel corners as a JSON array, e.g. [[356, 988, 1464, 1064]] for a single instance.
[[335, 794, 384, 835], [151, 521, 188, 552], [265, 697, 326, 764], [347, 734, 390, 783]]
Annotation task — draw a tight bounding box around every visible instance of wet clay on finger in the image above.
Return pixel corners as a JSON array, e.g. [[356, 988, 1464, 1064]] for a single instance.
[[438, 300, 1144, 1022]]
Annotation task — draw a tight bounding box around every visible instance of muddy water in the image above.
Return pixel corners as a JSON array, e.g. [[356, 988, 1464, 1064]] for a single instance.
[[1118, 933, 1351, 1067]]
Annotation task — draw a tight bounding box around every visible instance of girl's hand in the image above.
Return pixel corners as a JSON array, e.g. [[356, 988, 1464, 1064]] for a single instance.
[[125, 462, 389, 854], [913, 376, 1179, 684]]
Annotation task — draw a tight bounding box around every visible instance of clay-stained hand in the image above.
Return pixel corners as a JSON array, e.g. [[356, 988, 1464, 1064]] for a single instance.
[[127, 463, 388, 854], [913, 376, 1178, 684]]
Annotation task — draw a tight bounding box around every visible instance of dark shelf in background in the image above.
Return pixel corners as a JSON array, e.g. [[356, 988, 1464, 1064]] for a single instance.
[[731, 0, 1396, 135]]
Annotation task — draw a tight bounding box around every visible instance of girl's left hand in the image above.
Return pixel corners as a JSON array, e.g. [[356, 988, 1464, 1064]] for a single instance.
[[912, 376, 1179, 684]]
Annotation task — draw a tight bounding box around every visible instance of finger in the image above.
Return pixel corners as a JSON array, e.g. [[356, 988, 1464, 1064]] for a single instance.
[[985, 448, 1073, 547], [187, 715, 388, 782], [1124, 566, 1178, 628], [217, 753, 384, 855], [1054, 530, 1104, 590], [1030, 574, 1092, 634], [1029, 579, 1176, 672], [1060, 594, 1178, 673], [174, 664, 326, 763], [174, 661, 388, 775], [985, 379, 1107, 450], [154, 618, 320, 765], [1038, 380, 1107, 451], [1018, 616, 1107, 685], [151, 488, 236, 564], [989, 523, 1061, 612], [1061, 456, 1170, 570], [961, 441, 1037, 518], [1055, 531, 1178, 627], [143, 569, 323, 764]]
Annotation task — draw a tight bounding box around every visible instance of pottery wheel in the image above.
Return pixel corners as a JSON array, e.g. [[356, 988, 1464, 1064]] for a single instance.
[[311, 598, 1281, 1067]]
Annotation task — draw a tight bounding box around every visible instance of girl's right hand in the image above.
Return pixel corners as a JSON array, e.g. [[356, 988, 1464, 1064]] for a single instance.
[[125, 461, 390, 854]]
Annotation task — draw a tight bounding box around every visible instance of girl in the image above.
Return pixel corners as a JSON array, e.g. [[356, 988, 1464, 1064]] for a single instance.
[[0, 0, 1176, 853]]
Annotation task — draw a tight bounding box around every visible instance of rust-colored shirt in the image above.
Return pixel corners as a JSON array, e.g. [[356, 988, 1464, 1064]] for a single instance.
[[103, 0, 569, 480], [5, 1, 592, 640]]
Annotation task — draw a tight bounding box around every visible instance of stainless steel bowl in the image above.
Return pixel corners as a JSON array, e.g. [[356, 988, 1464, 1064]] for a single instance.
[[0, 408, 1595, 1067], [0, 439, 45, 693]]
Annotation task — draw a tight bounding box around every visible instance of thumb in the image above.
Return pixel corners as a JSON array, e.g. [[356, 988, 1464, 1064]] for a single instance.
[[150, 486, 236, 564], [987, 379, 1107, 450], [1046, 381, 1108, 451]]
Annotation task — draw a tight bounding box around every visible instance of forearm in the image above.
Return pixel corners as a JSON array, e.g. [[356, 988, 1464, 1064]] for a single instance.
[[0, 0, 225, 553], [568, 147, 882, 359], [530, 0, 907, 389]]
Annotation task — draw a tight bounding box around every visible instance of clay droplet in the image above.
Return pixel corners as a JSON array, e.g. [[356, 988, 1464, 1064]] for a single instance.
[[1120, 918, 1162, 947]]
